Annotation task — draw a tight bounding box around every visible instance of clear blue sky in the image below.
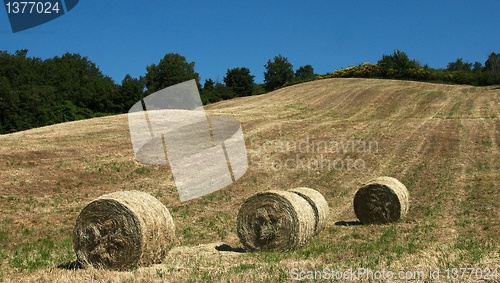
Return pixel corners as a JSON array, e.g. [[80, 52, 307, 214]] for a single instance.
[[1, 1, 499, 84]]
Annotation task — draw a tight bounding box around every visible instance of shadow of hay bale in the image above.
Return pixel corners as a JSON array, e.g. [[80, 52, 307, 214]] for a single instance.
[[57, 260, 84, 270], [215, 244, 246, 253], [334, 220, 363, 227]]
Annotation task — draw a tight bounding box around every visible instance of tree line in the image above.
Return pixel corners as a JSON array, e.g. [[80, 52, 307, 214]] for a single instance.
[[1, 49, 499, 134], [323, 50, 500, 86]]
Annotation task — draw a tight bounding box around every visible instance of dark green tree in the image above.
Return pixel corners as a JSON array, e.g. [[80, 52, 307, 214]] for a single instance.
[[377, 50, 419, 78], [44, 52, 118, 113], [263, 55, 294, 91], [117, 74, 145, 112], [447, 58, 472, 72], [252, 83, 266, 95], [223, 67, 254, 97], [200, 78, 215, 105], [0, 76, 18, 133], [200, 80, 234, 104], [485, 52, 500, 73], [445, 58, 475, 85], [203, 78, 215, 92], [213, 82, 234, 100], [485, 52, 500, 84], [295, 64, 315, 81], [472, 62, 483, 73], [0, 50, 120, 134], [144, 53, 200, 94], [0, 50, 51, 132]]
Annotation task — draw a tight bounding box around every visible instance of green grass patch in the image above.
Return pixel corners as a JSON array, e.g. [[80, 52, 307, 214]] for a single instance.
[[182, 226, 195, 241], [296, 237, 332, 259], [134, 167, 151, 175], [453, 235, 489, 264], [0, 230, 10, 245], [260, 251, 287, 264], [10, 236, 74, 272], [55, 162, 71, 168]]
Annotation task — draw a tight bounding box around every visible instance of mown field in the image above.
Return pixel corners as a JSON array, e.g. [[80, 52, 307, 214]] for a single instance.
[[0, 78, 499, 282]]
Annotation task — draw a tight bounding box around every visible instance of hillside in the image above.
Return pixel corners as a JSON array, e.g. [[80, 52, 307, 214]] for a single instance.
[[0, 78, 499, 282]]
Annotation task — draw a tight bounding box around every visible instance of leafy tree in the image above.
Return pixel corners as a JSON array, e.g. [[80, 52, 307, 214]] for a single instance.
[[447, 58, 472, 72], [15, 49, 28, 58], [201, 79, 219, 104], [295, 64, 315, 81], [203, 78, 215, 92], [444, 58, 475, 85], [117, 74, 145, 112], [0, 50, 49, 132], [213, 82, 234, 100], [200, 79, 216, 105], [223, 67, 254, 96], [485, 52, 500, 73], [48, 100, 91, 124], [377, 50, 419, 78], [263, 55, 294, 91], [0, 50, 119, 134], [252, 83, 266, 95], [485, 52, 500, 84], [0, 76, 17, 133], [200, 80, 234, 104], [472, 62, 483, 73], [44, 52, 118, 113], [144, 53, 200, 94]]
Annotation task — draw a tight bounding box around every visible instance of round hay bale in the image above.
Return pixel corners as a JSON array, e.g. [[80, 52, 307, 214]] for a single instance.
[[73, 190, 175, 270], [288, 187, 329, 235], [237, 190, 316, 252], [353, 176, 409, 224]]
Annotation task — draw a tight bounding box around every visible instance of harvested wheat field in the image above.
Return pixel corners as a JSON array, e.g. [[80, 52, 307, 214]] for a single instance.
[[0, 78, 499, 282]]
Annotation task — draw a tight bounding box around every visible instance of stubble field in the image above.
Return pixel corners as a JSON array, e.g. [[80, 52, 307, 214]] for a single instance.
[[0, 78, 499, 282]]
